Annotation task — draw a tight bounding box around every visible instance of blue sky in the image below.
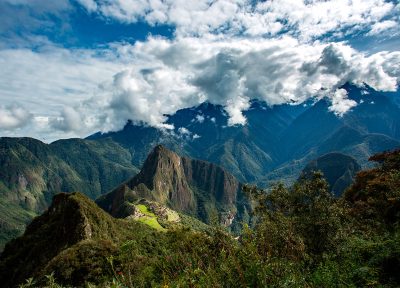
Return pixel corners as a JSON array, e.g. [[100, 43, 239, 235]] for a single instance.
[[0, 0, 399, 141]]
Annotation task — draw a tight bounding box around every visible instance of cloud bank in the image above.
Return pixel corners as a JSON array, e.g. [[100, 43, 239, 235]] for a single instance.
[[97, 36, 400, 130], [77, 0, 397, 41], [0, 0, 399, 140]]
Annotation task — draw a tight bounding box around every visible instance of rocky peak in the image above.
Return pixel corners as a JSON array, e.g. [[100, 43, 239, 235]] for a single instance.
[[97, 145, 250, 229], [129, 144, 194, 211]]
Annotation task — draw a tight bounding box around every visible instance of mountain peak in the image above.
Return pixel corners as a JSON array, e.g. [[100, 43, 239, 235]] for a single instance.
[[151, 144, 170, 155], [97, 146, 250, 229], [0, 192, 121, 286]]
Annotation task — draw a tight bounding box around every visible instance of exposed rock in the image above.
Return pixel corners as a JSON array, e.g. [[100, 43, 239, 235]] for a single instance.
[[97, 145, 251, 230]]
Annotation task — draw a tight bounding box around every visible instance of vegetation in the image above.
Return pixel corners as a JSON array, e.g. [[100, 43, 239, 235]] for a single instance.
[[1, 149, 399, 287], [0, 137, 138, 250]]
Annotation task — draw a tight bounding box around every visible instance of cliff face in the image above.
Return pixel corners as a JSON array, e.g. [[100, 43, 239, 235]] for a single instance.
[[97, 145, 250, 229], [182, 156, 240, 205], [131, 145, 195, 212]]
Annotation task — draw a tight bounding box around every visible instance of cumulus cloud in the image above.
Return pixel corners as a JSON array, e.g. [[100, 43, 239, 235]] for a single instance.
[[50, 106, 84, 132], [328, 88, 357, 116], [1, 35, 399, 138], [104, 66, 202, 130], [98, 37, 399, 128], [1, 1, 399, 140], [0, 104, 32, 130], [0, 44, 126, 137], [77, 0, 398, 41]]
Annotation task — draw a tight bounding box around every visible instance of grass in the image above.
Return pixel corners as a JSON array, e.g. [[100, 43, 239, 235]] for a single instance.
[[135, 204, 166, 231], [136, 204, 155, 216]]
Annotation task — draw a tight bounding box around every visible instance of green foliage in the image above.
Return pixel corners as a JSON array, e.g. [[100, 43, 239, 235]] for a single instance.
[[244, 172, 345, 262], [0, 137, 139, 250], [2, 149, 400, 287]]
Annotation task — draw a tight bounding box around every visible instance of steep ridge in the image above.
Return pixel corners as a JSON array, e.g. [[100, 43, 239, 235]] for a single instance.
[[97, 145, 251, 229], [301, 152, 361, 196], [0, 137, 138, 250]]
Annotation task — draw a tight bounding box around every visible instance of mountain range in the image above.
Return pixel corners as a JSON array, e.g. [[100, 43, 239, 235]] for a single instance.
[[90, 83, 400, 185], [0, 83, 399, 250]]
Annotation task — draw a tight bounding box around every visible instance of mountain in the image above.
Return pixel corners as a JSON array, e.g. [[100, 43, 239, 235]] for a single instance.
[[0, 137, 138, 250], [88, 101, 304, 183], [2, 150, 399, 287], [89, 84, 400, 187], [1, 83, 399, 250], [301, 152, 361, 196], [0, 192, 160, 287], [97, 145, 251, 230]]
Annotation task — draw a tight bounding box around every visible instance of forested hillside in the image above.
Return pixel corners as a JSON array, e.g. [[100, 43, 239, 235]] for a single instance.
[[1, 149, 399, 287]]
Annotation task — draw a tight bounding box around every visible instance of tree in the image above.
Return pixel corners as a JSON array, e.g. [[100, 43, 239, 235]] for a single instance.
[[244, 172, 344, 263]]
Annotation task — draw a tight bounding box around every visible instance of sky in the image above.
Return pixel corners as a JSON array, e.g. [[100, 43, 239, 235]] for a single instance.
[[0, 0, 399, 142]]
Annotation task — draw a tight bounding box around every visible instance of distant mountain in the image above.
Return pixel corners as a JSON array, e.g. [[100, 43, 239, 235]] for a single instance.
[[301, 152, 361, 196], [90, 83, 400, 187], [258, 84, 400, 186], [0, 137, 138, 250], [97, 145, 251, 230]]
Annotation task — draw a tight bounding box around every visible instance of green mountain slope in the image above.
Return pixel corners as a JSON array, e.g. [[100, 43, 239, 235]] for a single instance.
[[0, 192, 158, 287], [1, 150, 399, 287], [0, 137, 138, 250]]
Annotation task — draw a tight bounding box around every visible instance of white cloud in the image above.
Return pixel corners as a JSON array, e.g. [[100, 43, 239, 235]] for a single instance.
[[97, 37, 400, 129], [178, 127, 190, 135], [1, 36, 399, 140], [367, 20, 398, 36], [104, 65, 202, 131], [77, 0, 397, 41], [76, 0, 98, 12], [195, 114, 205, 123], [328, 88, 357, 116], [50, 106, 97, 133], [0, 44, 127, 139], [0, 104, 32, 130], [177, 126, 200, 140]]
